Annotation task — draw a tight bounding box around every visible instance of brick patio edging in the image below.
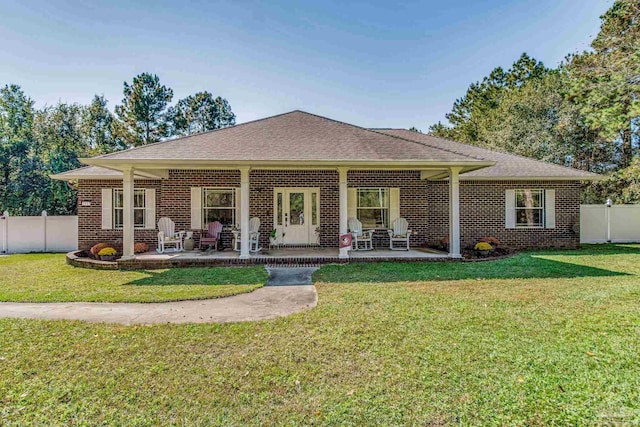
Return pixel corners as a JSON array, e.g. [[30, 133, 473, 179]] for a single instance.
[[67, 250, 517, 271], [66, 251, 118, 270]]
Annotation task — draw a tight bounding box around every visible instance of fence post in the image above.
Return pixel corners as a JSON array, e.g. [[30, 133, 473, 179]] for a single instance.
[[605, 199, 612, 243], [42, 210, 47, 252], [1, 211, 8, 253]]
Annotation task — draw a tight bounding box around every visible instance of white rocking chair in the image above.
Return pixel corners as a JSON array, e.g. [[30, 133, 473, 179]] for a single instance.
[[388, 218, 412, 251], [233, 217, 262, 252], [157, 217, 185, 253], [348, 217, 375, 251]]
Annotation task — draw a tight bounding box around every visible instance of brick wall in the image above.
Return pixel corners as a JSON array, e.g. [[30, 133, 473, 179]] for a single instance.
[[347, 170, 429, 247], [428, 180, 581, 249], [77, 172, 582, 252], [77, 179, 161, 251]]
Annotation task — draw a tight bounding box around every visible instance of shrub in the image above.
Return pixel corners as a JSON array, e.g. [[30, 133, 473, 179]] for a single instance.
[[134, 242, 149, 253], [97, 247, 117, 256], [90, 243, 110, 256], [479, 236, 500, 246], [474, 242, 493, 251]]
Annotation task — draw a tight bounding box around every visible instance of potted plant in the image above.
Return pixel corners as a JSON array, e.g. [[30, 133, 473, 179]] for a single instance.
[[269, 229, 285, 247], [441, 236, 450, 252], [474, 242, 492, 257], [98, 247, 117, 261]]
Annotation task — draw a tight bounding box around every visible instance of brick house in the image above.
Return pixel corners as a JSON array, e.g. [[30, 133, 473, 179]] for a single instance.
[[52, 110, 601, 260]]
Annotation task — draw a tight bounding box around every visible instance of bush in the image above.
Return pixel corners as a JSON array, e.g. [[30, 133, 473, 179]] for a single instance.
[[134, 242, 149, 254], [97, 247, 117, 256], [474, 242, 493, 251], [479, 236, 500, 246], [90, 243, 110, 256]]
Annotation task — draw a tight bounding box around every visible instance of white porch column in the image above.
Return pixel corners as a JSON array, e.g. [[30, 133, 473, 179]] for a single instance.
[[121, 167, 135, 259], [239, 167, 250, 259], [448, 167, 462, 258], [338, 167, 349, 259]]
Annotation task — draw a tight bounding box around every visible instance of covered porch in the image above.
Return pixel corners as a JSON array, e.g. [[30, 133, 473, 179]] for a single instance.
[[106, 165, 467, 262]]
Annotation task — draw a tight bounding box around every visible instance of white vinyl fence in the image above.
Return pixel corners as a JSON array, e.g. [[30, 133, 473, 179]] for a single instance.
[[580, 204, 640, 243], [0, 211, 78, 254]]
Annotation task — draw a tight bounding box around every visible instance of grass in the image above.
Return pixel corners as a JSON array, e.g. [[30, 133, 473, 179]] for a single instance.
[[0, 245, 639, 425], [313, 244, 640, 282], [0, 254, 267, 303]]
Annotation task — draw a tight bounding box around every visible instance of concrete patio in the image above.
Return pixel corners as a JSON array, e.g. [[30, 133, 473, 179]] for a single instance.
[[135, 247, 447, 261]]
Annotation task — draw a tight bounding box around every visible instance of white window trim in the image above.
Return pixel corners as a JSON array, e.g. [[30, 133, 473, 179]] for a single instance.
[[113, 188, 146, 230], [202, 187, 236, 227], [356, 187, 390, 229], [514, 189, 545, 229]]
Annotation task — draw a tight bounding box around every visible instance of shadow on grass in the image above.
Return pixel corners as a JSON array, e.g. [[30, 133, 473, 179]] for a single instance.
[[125, 266, 268, 287], [313, 245, 638, 284]]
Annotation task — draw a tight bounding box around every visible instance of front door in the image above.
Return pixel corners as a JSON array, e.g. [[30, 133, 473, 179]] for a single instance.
[[274, 188, 320, 245]]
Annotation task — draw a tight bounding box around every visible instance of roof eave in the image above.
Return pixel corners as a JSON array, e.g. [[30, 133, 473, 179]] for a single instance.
[[459, 175, 604, 181], [80, 158, 497, 171]]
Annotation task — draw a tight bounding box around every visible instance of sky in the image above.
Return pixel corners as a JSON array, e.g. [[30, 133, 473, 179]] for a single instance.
[[0, 0, 610, 130]]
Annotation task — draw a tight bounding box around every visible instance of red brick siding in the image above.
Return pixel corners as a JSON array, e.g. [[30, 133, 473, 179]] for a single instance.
[[347, 170, 429, 247], [428, 180, 581, 249], [77, 172, 582, 252], [77, 179, 161, 251]]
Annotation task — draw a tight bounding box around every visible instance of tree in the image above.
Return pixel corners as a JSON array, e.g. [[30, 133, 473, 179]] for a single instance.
[[83, 95, 124, 155], [114, 73, 173, 146], [0, 85, 36, 214], [33, 102, 88, 214], [566, 0, 640, 167], [170, 91, 235, 136], [441, 53, 549, 145]]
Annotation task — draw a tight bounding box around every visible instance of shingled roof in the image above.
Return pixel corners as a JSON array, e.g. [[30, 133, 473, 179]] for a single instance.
[[374, 129, 602, 180], [52, 110, 602, 181], [84, 111, 486, 164]]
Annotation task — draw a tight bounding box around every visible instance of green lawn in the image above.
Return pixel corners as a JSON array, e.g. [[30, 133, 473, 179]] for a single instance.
[[0, 254, 267, 302], [1, 245, 639, 425]]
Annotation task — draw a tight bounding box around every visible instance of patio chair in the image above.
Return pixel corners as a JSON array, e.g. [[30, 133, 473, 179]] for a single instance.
[[232, 217, 262, 252], [157, 217, 185, 253], [387, 218, 411, 251], [348, 217, 374, 251], [199, 221, 223, 250]]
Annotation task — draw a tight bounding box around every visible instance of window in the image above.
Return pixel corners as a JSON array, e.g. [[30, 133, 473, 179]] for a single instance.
[[357, 188, 389, 228], [202, 188, 235, 226], [515, 189, 545, 228], [113, 189, 146, 229]]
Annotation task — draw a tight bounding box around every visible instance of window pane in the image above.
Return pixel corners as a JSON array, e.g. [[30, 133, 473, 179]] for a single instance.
[[134, 190, 145, 208], [113, 189, 123, 208], [311, 192, 318, 225], [516, 190, 542, 208], [204, 189, 234, 208], [516, 209, 543, 227], [276, 192, 283, 226], [358, 189, 388, 208], [114, 209, 123, 228], [204, 208, 234, 226], [134, 209, 145, 227], [289, 192, 304, 225], [358, 208, 387, 228]]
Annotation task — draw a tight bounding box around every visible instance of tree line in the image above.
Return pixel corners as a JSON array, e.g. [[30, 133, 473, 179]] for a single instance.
[[427, 0, 639, 203], [0, 73, 235, 215]]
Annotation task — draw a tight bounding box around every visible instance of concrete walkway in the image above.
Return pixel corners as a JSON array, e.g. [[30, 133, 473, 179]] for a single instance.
[[0, 268, 318, 325]]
